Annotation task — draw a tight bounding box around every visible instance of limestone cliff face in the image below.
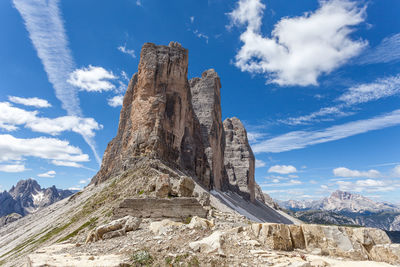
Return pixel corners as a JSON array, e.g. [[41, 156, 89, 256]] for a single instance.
[[189, 70, 227, 190], [223, 117, 255, 202], [92, 42, 210, 187]]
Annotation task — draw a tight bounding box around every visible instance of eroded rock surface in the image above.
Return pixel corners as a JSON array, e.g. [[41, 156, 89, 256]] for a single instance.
[[189, 69, 227, 190], [92, 42, 210, 187], [223, 117, 255, 202]]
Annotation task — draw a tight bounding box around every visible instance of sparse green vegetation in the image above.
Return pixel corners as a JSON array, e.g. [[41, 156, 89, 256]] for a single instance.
[[57, 217, 98, 242], [163, 253, 200, 267], [138, 190, 144, 195], [131, 250, 153, 266], [184, 216, 192, 224]]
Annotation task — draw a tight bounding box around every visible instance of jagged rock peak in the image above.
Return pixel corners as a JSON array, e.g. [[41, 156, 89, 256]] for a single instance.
[[189, 69, 227, 190], [92, 42, 210, 187], [223, 117, 255, 202]]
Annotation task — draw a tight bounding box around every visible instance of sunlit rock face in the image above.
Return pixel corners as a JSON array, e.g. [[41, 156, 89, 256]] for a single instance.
[[92, 42, 210, 187]]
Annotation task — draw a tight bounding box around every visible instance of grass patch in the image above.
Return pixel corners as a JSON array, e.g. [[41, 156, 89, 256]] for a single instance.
[[57, 217, 98, 243], [183, 216, 192, 224], [131, 250, 153, 266], [138, 190, 144, 195]]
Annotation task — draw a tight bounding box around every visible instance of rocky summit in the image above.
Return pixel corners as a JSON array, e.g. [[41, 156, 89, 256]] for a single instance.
[[1, 42, 400, 267], [0, 179, 73, 227]]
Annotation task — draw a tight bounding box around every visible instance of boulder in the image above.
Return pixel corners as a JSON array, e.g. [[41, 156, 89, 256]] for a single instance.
[[189, 231, 224, 253], [149, 219, 183, 235], [187, 216, 214, 229], [288, 225, 306, 249], [258, 223, 293, 251], [369, 244, 400, 265], [223, 117, 255, 202], [86, 216, 141, 243]]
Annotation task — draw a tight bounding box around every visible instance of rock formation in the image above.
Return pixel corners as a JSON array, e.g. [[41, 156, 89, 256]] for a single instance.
[[189, 69, 227, 190], [223, 117, 255, 202], [91, 42, 257, 204], [0, 179, 73, 227], [92, 42, 210, 187]]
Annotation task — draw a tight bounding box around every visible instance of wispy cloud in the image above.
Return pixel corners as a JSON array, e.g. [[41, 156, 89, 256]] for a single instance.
[[0, 164, 26, 173], [38, 170, 56, 178], [333, 167, 380, 178], [357, 33, 400, 65], [8, 96, 51, 108], [228, 0, 367, 86], [281, 74, 400, 125], [13, 0, 101, 164], [255, 159, 266, 168], [253, 109, 400, 153], [117, 44, 136, 58]]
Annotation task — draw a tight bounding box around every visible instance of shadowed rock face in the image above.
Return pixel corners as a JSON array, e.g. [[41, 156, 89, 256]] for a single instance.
[[223, 117, 255, 202], [92, 42, 210, 187], [189, 69, 227, 190]]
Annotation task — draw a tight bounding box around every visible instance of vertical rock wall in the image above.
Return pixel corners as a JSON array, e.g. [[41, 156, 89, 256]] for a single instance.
[[223, 117, 255, 202], [189, 70, 227, 190]]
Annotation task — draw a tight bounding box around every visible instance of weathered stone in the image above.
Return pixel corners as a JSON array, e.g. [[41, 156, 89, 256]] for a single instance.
[[91, 43, 210, 187], [114, 197, 208, 219], [86, 216, 141, 243], [288, 225, 306, 249], [189, 69, 227, 190], [369, 244, 400, 265], [187, 216, 214, 229], [189, 231, 224, 253], [301, 224, 368, 260], [149, 219, 184, 235], [155, 174, 171, 198], [170, 176, 195, 197], [258, 223, 293, 251], [223, 117, 255, 202]]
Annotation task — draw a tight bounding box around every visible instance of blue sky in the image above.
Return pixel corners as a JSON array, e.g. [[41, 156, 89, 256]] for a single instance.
[[1, 0, 400, 203]]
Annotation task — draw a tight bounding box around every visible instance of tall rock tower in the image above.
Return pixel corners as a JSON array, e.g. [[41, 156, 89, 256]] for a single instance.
[[91, 42, 210, 187], [223, 117, 256, 202], [189, 70, 227, 190]]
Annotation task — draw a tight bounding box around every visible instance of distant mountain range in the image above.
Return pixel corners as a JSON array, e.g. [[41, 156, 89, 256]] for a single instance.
[[0, 179, 75, 227], [278, 190, 400, 231]]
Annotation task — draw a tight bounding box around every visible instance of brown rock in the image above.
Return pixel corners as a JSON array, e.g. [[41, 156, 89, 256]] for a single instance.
[[258, 223, 293, 251], [189, 69, 227, 190], [288, 225, 306, 249], [223, 117, 255, 202], [369, 244, 400, 265], [91, 43, 210, 187]]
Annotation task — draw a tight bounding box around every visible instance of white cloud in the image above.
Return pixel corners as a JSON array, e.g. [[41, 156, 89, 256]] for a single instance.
[[0, 102, 102, 138], [192, 30, 209, 43], [247, 131, 266, 143], [38, 170, 56, 178], [281, 74, 400, 125], [253, 109, 400, 153], [268, 164, 297, 174], [13, 0, 101, 164], [190, 16, 195, 23], [272, 178, 280, 183], [255, 159, 266, 168], [8, 96, 51, 108], [51, 160, 82, 168], [107, 95, 124, 107], [321, 184, 328, 189], [338, 74, 400, 105], [392, 165, 400, 177], [336, 179, 399, 193], [290, 179, 302, 185], [118, 44, 136, 58], [228, 0, 367, 86], [0, 134, 89, 167], [333, 167, 380, 178], [68, 65, 117, 92], [0, 164, 26, 173], [136, 0, 142, 6], [357, 33, 400, 65]]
